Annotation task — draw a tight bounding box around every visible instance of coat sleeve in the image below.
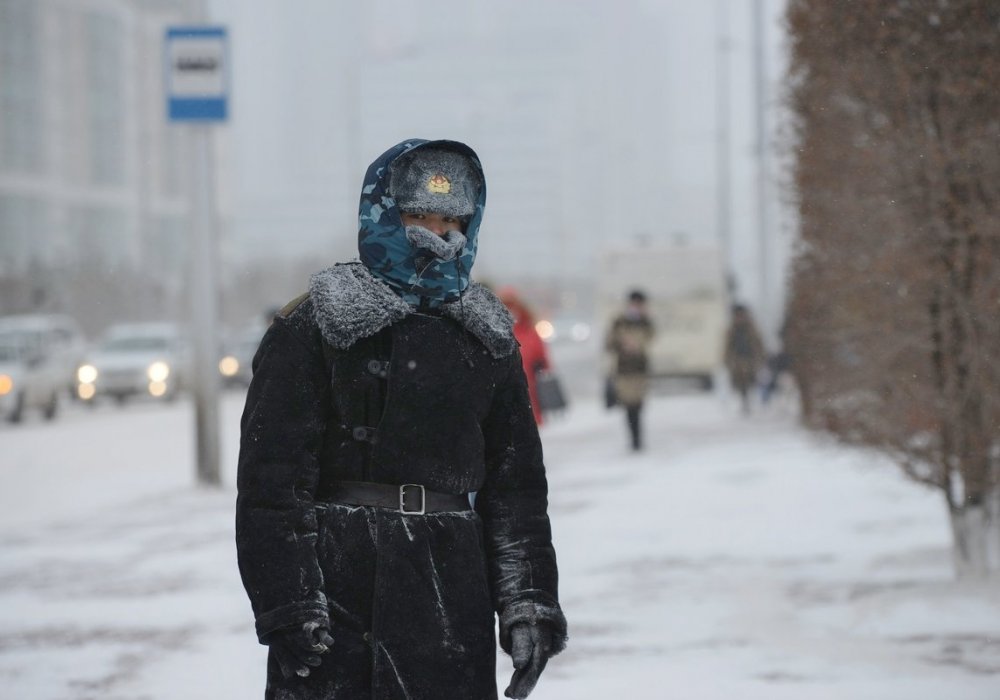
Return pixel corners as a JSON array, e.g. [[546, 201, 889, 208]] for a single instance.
[[476, 348, 568, 656], [235, 313, 330, 643]]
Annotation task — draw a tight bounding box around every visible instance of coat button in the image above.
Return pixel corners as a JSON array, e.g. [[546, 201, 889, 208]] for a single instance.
[[367, 359, 389, 378], [352, 426, 371, 441]]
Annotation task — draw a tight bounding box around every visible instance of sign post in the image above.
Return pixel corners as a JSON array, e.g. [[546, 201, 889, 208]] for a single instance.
[[165, 26, 229, 486]]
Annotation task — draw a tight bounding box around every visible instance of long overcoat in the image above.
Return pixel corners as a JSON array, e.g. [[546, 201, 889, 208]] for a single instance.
[[724, 316, 765, 393], [606, 313, 655, 407], [236, 140, 566, 700]]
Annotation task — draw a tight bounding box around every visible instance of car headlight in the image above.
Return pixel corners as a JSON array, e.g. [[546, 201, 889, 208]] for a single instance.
[[535, 320, 555, 341], [77, 364, 98, 384], [147, 361, 170, 383], [219, 355, 240, 377], [0, 374, 13, 396]]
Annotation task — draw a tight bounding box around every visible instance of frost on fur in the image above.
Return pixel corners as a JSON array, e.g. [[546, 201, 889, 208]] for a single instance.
[[309, 262, 516, 358]]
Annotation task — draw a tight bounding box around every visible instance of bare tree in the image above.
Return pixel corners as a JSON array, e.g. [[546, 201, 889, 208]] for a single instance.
[[785, 0, 1000, 578]]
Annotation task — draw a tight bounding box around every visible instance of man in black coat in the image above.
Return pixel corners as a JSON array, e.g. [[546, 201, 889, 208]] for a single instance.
[[236, 139, 567, 700]]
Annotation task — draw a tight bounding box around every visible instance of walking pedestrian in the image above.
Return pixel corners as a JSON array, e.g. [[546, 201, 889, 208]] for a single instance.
[[497, 286, 552, 425], [605, 289, 655, 450], [724, 303, 766, 414], [236, 139, 567, 700]]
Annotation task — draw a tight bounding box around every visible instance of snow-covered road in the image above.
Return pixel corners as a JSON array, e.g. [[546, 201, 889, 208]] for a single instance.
[[0, 388, 997, 699]]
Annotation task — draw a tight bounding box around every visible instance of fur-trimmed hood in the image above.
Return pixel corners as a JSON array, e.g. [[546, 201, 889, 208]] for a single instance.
[[309, 262, 516, 358], [357, 139, 486, 308]]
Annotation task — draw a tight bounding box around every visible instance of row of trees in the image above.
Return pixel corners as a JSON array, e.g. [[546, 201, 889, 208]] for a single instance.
[[784, 0, 999, 578]]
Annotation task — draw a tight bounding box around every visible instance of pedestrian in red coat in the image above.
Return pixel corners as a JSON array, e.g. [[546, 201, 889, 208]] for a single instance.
[[498, 287, 550, 425]]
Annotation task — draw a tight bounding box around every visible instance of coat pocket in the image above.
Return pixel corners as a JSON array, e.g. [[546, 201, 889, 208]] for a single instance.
[[314, 503, 377, 635]]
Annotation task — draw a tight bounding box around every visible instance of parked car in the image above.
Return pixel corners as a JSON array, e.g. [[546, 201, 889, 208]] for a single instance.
[[218, 323, 266, 388], [0, 314, 87, 423], [76, 322, 189, 404]]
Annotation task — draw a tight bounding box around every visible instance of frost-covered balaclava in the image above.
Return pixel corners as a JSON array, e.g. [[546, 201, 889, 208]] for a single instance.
[[358, 139, 486, 308]]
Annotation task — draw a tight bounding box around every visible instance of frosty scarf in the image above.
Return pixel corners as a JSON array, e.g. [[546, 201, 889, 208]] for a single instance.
[[357, 139, 486, 308]]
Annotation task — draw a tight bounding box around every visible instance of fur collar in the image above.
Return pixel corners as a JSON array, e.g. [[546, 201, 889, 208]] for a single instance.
[[309, 263, 516, 358]]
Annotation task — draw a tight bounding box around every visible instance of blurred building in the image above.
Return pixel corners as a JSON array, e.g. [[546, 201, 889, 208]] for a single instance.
[[0, 0, 214, 327], [0, 0, 791, 334]]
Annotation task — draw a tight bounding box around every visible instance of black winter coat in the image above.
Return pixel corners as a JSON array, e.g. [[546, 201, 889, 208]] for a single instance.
[[236, 264, 567, 700]]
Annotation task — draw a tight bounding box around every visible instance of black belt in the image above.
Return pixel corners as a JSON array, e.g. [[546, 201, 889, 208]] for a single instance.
[[325, 481, 471, 515]]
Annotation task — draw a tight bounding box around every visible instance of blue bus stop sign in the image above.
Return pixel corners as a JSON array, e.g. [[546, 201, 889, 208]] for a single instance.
[[165, 26, 229, 122]]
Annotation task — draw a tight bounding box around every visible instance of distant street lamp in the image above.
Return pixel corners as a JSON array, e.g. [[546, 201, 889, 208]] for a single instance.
[[752, 0, 771, 339], [715, 0, 734, 300]]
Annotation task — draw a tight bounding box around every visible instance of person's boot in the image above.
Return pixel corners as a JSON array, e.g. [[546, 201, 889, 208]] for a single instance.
[[627, 407, 642, 451]]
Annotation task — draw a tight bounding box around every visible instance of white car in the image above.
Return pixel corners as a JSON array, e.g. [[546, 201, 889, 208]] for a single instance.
[[77, 323, 190, 404], [0, 314, 87, 423]]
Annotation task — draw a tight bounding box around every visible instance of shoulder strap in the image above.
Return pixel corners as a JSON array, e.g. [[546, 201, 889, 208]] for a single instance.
[[276, 291, 309, 319]]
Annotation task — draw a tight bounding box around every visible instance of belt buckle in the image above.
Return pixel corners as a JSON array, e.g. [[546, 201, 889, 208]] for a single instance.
[[399, 484, 425, 515]]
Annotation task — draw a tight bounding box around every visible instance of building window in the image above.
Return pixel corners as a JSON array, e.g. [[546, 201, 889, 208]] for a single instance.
[[0, 0, 43, 174], [0, 194, 46, 272], [161, 125, 183, 198], [153, 215, 186, 274], [67, 204, 131, 270], [87, 11, 126, 185]]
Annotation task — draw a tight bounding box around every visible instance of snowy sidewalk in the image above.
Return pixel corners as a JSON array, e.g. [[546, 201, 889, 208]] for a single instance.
[[0, 393, 997, 699], [541, 397, 999, 699]]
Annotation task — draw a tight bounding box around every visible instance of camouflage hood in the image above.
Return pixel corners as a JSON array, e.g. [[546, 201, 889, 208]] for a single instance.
[[357, 139, 486, 307]]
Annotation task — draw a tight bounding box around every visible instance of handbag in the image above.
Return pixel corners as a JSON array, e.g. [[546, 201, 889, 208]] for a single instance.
[[604, 375, 618, 409], [535, 369, 568, 413]]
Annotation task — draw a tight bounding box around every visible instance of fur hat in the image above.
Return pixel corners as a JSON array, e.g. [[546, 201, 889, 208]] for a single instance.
[[389, 146, 481, 218]]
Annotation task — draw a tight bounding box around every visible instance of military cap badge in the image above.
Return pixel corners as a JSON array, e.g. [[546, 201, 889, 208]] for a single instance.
[[427, 174, 451, 194]]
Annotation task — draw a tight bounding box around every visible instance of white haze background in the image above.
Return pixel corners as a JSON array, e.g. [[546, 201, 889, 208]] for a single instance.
[[209, 0, 793, 339]]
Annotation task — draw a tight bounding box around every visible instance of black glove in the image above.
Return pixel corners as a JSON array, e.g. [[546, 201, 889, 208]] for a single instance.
[[504, 623, 554, 699], [268, 621, 335, 680]]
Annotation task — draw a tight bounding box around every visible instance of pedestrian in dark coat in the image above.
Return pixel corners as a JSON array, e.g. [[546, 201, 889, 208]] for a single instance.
[[724, 303, 766, 414], [236, 139, 567, 700], [605, 289, 655, 451]]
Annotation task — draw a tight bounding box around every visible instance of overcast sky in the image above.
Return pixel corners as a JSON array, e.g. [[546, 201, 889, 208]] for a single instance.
[[207, 0, 792, 334]]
